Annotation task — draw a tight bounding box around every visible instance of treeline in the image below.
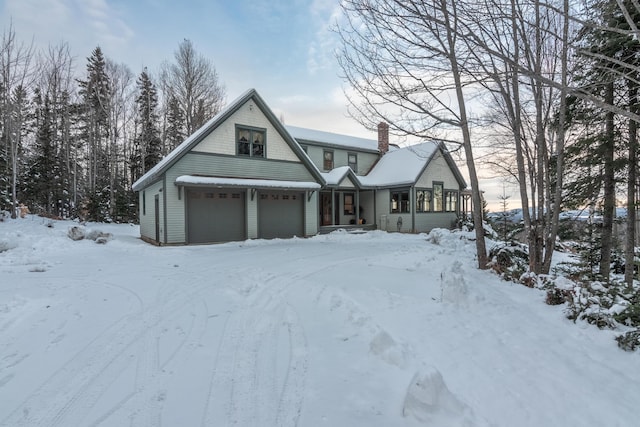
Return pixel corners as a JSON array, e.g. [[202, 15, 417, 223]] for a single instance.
[[337, 0, 640, 285], [0, 28, 225, 222]]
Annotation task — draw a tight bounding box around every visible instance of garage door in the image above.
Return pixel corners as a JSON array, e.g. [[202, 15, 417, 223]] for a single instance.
[[187, 189, 245, 243], [258, 191, 304, 239]]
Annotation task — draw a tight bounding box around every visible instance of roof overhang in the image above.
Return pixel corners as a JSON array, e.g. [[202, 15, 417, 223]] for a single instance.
[[175, 175, 321, 191]]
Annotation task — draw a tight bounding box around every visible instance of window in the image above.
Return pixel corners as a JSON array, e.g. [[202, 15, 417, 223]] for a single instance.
[[348, 153, 358, 173], [323, 150, 334, 170], [301, 145, 308, 153], [142, 191, 146, 215], [344, 193, 355, 215], [391, 190, 410, 213], [237, 126, 266, 158], [445, 191, 458, 212], [416, 189, 432, 212], [433, 183, 443, 212]]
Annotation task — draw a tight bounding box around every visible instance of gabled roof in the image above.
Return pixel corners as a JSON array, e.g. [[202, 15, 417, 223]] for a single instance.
[[358, 142, 467, 189], [320, 166, 361, 188], [132, 89, 325, 192], [286, 125, 379, 153]]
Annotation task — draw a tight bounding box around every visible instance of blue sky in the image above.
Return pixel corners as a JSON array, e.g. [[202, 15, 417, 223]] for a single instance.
[[1, 0, 367, 136], [1, 0, 514, 209]]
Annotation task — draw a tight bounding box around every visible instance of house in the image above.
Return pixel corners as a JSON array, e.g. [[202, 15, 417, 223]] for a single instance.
[[132, 89, 468, 245]]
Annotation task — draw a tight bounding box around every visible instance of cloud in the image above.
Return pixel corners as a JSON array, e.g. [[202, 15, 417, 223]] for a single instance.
[[2, 0, 134, 63], [306, 0, 343, 75]]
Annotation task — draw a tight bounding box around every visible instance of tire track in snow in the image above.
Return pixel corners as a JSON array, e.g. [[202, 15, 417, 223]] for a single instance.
[[200, 254, 360, 427], [0, 273, 221, 427]]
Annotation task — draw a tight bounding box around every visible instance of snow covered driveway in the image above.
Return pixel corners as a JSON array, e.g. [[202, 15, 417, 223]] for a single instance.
[[1, 217, 639, 426]]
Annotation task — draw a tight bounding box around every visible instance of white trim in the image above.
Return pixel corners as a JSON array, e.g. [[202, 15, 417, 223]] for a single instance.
[[175, 175, 321, 191]]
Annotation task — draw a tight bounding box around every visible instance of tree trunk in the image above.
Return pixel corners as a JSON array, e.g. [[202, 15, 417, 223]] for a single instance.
[[600, 81, 616, 281], [625, 80, 637, 288], [542, 0, 570, 275], [441, 0, 488, 269]]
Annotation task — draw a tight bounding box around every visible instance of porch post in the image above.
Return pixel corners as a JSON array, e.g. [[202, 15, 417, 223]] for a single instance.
[[412, 187, 416, 233], [331, 188, 336, 226], [374, 189, 377, 229], [356, 190, 360, 225]]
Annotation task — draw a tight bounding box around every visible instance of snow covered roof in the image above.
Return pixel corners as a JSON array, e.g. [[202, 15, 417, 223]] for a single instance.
[[320, 166, 358, 187], [175, 176, 321, 190], [359, 142, 440, 188], [285, 125, 379, 153]]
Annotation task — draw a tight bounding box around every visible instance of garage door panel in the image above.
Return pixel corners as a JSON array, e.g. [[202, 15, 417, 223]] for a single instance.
[[258, 191, 304, 239], [187, 189, 245, 243]]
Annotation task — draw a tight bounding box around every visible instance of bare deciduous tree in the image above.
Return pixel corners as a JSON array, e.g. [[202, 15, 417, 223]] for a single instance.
[[0, 22, 33, 218], [160, 39, 225, 137], [336, 0, 489, 269]]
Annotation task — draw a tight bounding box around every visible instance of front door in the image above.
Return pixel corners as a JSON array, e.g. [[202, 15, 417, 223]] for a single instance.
[[154, 195, 160, 242], [320, 192, 333, 226]]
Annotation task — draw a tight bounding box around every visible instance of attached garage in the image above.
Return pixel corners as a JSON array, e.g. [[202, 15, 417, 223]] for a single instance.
[[258, 191, 304, 239], [186, 189, 246, 243]]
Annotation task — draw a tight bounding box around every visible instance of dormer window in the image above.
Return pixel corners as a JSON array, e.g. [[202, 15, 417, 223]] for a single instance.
[[237, 126, 266, 158]]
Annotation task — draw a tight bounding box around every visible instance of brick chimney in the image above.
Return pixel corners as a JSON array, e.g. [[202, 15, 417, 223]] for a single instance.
[[377, 122, 389, 155]]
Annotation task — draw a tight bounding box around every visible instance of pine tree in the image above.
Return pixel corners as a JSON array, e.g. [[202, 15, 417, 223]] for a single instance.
[[566, 0, 640, 281], [25, 94, 60, 215], [163, 95, 185, 154], [131, 69, 161, 182], [78, 47, 111, 221]]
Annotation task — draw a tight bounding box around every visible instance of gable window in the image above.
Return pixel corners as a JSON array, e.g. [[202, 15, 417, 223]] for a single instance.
[[348, 153, 358, 173], [391, 190, 410, 213], [237, 126, 266, 158], [323, 150, 334, 170], [433, 182, 443, 212], [445, 191, 458, 212], [416, 189, 432, 212], [344, 193, 355, 215]]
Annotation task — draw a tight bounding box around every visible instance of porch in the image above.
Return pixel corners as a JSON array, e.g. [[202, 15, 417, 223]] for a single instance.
[[318, 189, 376, 231]]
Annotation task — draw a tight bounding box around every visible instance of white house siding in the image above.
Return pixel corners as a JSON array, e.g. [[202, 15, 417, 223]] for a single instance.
[[192, 100, 299, 162], [139, 180, 164, 243], [339, 176, 355, 188], [416, 152, 459, 189], [413, 152, 461, 233]]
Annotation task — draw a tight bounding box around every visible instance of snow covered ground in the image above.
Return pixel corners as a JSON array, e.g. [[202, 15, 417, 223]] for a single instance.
[[1, 216, 639, 427]]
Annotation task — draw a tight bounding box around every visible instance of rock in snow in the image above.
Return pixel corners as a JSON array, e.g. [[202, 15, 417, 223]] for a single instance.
[[67, 226, 113, 243], [67, 226, 85, 241]]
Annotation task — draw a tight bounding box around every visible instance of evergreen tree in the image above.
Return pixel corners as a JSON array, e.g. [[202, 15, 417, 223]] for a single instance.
[[77, 47, 111, 221], [131, 69, 161, 182], [163, 95, 185, 154], [24, 95, 60, 215], [566, 0, 640, 281]]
